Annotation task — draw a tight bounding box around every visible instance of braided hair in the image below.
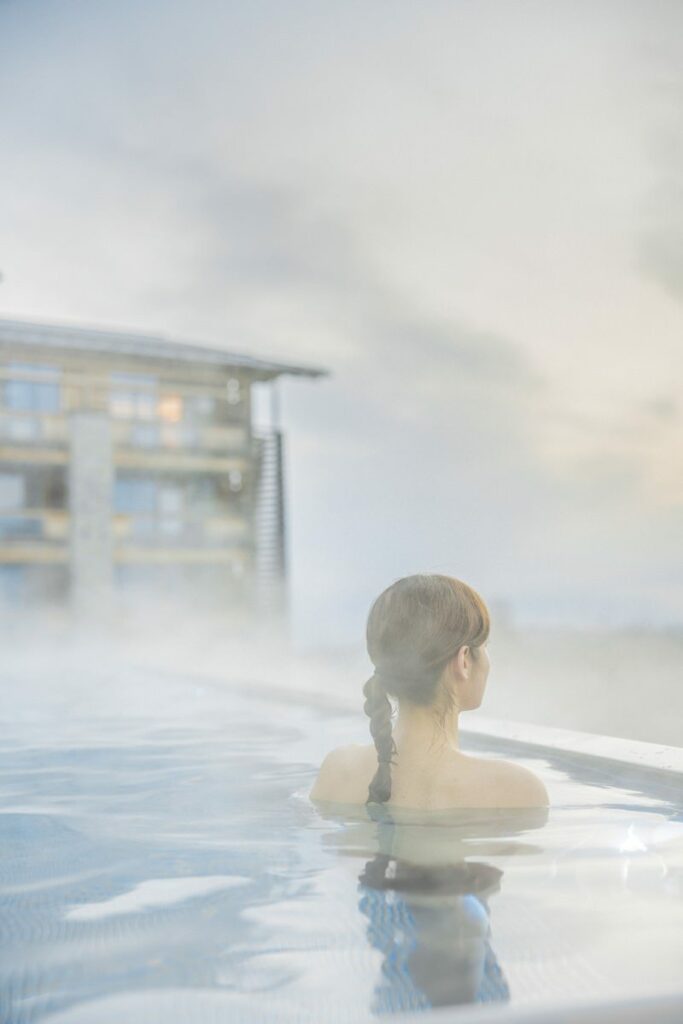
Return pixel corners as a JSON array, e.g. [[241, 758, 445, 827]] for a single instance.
[[363, 673, 396, 803], [363, 574, 490, 805]]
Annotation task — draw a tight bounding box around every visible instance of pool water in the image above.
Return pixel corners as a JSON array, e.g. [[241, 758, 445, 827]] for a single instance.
[[1, 668, 682, 1023]]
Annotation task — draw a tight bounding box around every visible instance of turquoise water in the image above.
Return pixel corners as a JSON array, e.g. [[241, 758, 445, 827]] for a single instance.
[[1, 670, 682, 1023]]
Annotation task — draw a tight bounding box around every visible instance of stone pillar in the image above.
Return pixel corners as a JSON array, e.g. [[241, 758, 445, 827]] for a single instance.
[[68, 411, 114, 618]]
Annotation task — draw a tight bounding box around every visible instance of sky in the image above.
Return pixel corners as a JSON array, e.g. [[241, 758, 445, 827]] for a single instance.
[[0, 0, 681, 646]]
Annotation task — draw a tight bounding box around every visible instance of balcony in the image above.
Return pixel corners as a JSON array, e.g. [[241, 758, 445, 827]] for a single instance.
[[0, 507, 251, 564], [0, 510, 68, 562], [112, 513, 250, 547], [112, 420, 248, 454], [0, 409, 248, 455]]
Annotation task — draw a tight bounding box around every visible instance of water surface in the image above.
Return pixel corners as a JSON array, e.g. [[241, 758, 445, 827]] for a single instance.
[[1, 668, 681, 1023]]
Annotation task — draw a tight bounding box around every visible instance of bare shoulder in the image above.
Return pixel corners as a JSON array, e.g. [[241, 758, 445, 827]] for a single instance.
[[309, 744, 375, 804], [483, 757, 550, 808]]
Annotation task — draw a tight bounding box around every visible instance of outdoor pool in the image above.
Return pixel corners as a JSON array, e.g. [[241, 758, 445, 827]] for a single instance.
[[1, 665, 682, 1023]]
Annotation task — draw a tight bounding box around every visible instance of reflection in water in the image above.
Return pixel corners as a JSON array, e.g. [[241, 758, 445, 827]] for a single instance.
[[3, 670, 681, 1021], [358, 854, 508, 1011], [318, 804, 549, 1014]]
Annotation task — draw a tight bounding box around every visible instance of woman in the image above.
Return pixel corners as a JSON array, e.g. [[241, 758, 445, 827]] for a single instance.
[[311, 573, 549, 809]]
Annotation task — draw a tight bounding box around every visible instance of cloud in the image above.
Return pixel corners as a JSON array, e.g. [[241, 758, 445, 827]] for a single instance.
[[0, 0, 681, 639], [637, 26, 683, 304]]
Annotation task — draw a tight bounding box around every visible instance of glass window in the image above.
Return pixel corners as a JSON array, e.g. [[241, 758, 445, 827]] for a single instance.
[[4, 363, 61, 413], [186, 476, 217, 513], [109, 372, 158, 420], [6, 417, 39, 441], [160, 517, 183, 538], [158, 394, 183, 423], [159, 486, 184, 540], [130, 517, 157, 542], [160, 424, 182, 448], [130, 423, 160, 448], [0, 565, 24, 602], [137, 392, 157, 421], [159, 486, 183, 515], [226, 377, 241, 405], [194, 395, 215, 417], [110, 392, 136, 418], [114, 477, 157, 514], [0, 474, 25, 510], [42, 469, 67, 509], [0, 516, 42, 540], [186, 425, 201, 447]]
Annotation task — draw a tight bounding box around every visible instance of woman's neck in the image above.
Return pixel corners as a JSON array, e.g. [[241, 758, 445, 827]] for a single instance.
[[392, 698, 461, 755]]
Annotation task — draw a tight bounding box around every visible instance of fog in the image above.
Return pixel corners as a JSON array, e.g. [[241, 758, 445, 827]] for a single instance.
[[2, 598, 681, 747], [0, 1, 681, 748]]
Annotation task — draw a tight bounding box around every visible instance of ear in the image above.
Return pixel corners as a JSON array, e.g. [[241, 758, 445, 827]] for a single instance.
[[452, 646, 470, 679]]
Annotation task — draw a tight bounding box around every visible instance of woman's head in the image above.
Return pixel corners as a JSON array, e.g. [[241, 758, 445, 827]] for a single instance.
[[363, 574, 490, 804]]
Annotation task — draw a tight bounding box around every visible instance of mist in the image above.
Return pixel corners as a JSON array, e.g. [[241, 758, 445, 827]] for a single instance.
[[1, 0, 682, 747]]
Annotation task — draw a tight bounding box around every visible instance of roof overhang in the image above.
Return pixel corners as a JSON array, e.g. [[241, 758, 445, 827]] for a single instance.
[[0, 318, 329, 382]]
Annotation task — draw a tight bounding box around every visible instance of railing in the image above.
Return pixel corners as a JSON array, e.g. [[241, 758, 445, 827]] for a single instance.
[[0, 412, 68, 446], [0, 510, 68, 543], [0, 364, 249, 420], [0, 410, 249, 454], [0, 510, 249, 539], [112, 513, 250, 546], [0, 508, 250, 551]]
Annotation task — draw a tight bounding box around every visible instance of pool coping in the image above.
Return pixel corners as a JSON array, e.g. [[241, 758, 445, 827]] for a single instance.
[[460, 713, 683, 775], [381, 987, 683, 1024], [145, 666, 683, 777], [248, 676, 683, 775]]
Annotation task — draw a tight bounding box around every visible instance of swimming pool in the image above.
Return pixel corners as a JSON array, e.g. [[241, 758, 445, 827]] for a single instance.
[[1, 664, 682, 1023]]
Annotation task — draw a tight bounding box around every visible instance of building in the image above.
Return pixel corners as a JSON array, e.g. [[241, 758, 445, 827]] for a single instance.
[[0, 318, 327, 624]]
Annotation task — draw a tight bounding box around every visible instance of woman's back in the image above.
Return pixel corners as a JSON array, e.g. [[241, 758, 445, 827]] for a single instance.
[[311, 574, 551, 812], [311, 742, 549, 810]]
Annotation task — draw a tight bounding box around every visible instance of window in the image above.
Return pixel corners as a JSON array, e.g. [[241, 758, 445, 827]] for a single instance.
[[228, 469, 243, 492], [0, 474, 25, 511], [4, 363, 61, 412], [114, 477, 157, 514], [158, 394, 183, 423], [159, 517, 183, 538], [159, 486, 183, 516], [160, 424, 182, 448], [110, 392, 136, 419], [42, 469, 66, 509], [0, 517, 42, 540], [0, 566, 24, 602], [158, 485, 185, 539], [226, 377, 241, 406], [130, 517, 157, 542], [194, 395, 215, 417], [130, 423, 160, 448], [109, 372, 158, 420], [5, 417, 39, 441]]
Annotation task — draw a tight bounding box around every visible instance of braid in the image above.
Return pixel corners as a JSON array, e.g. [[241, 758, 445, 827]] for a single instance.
[[363, 673, 396, 804], [358, 853, 391, 889]]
